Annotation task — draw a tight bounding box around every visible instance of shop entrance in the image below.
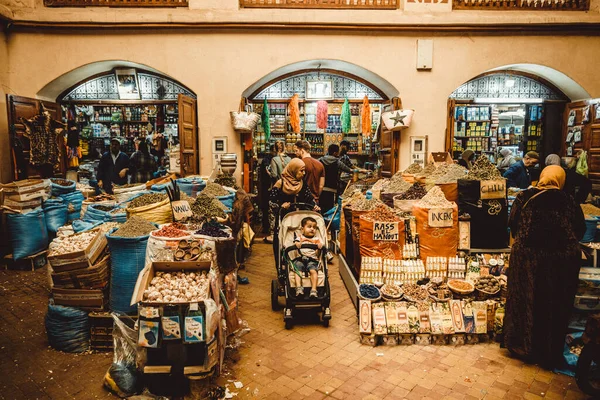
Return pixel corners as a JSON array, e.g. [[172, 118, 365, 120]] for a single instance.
[[6, 64, 198, 181]]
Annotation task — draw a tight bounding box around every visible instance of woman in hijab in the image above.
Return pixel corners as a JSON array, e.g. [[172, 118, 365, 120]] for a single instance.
[[497, 148, 516, 173], [504, 165, 585, 369], [458, 150, 475, 169], [269, 158, 319, 259], [545, 152, 592, 204]]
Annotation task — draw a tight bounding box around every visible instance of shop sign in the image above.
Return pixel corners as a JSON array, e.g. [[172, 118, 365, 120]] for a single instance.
[[373, 221, 399, 241], [171, 200, 192, 221], [428, 208, 453, 228], [480, 179, 505, 200]]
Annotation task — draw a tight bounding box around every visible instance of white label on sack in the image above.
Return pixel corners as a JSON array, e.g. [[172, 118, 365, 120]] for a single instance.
[[372, 221, 399, 241], [428, 208, 453, 228], [480, 179, 506, 200], [171, 200, 192, 221]]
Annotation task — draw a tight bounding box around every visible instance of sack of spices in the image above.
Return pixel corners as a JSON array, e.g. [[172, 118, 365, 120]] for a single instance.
[[358, 205, 405, 260], [43, 198, 68, 235], [58, 190, 85, 222], [7, 208, 49, 260], [126, 192, 172, 225]]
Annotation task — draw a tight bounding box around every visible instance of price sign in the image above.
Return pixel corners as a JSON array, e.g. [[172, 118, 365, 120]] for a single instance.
[[428, 208, 453, 228], [480, 179, 506, 200], [171, 200, 192, 221], [372, 221, 399, 241]]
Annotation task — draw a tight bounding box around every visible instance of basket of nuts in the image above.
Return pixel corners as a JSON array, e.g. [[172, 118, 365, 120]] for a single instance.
[[380, 284, 403, 301], [403, 283, 430, 303], [474, 275, 501, 299], [447, 279, 475, 295]]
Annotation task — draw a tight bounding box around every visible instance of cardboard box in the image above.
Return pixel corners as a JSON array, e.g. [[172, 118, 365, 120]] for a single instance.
[[0, 179, 48, 194], [2, 197, 43, 210], [131, 261, 212, 306], [52, 286, 108, 310], [48, 228, 107, 272], [4, 188, 48, 202]]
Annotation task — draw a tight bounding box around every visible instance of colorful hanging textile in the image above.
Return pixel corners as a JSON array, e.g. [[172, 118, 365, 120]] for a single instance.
[[361, 96, 371, 136], [317, 100, 328, 130], [261, 98, 271, 141], [341, 98, 351, 134], [289, 94, 301, 134]]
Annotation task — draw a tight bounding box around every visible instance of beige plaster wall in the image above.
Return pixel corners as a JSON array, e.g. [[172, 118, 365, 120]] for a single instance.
[[4, 30, 600, 178], [0, 27, 11, 184]]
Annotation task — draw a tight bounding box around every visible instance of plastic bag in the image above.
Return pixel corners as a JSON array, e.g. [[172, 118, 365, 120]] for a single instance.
[[43, 198, 68, 235], [577, 150, 589, 177], [45, 300, 90, 353], [323, 200, 341, 233], [50, 178, 76, 196], [7, 208, 49, 260], [58, 191, 85, 222], [215, 190, 236, 211], [103, 313, 142, 398], [176, 177, 206, 197], [72, 219, 103, 233]]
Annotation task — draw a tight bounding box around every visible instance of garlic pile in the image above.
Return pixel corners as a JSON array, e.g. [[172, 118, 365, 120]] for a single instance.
[[48, 230, 97, 256], [143, 271, 210, 303]]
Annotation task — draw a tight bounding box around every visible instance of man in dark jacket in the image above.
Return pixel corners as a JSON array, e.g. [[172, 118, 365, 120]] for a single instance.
[[319, 144, 354, 213], [97, 138, 130, 194], [503, 151, 539, 189]]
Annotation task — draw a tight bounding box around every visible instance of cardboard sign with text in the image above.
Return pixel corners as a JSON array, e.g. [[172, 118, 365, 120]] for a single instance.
[[428, 208, 453, 228], [171, 200, 192, 221], [372, 221, 400, 241], [480, 179, 506, 200]]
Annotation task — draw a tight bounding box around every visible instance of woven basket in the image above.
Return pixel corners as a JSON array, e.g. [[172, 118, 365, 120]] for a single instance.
[[474, 276, 501, 299], [447, 279, 474, 295], [358, 284, 381, 302]]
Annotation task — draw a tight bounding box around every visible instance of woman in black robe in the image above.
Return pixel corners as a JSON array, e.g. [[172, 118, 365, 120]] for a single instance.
[[504, 165, 585, 369]]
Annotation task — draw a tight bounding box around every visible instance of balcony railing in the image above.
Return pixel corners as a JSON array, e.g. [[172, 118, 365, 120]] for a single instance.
[[240, 0, 399, 9], [453, 0, 588, 10], [44, 0, 188, 7]]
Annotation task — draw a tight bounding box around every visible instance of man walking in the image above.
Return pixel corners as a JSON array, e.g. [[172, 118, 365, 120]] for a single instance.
[[294, 140, 324, 203]]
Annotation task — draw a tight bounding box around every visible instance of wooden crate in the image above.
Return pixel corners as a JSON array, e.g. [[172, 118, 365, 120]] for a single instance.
[[2, 251, 48, 271], [52, 286, 108, 311], [89, 312, 138, 351], [51, 254, 110, 289], [48, 228, 107, 272]]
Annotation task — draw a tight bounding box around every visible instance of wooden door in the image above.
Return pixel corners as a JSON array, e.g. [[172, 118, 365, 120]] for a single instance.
[[7, 95, 65, 180], [178, 94, 198, 176]]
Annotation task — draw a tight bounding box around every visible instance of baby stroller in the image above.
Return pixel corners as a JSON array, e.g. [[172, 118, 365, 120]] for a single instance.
[[271, 203, 331, 329]]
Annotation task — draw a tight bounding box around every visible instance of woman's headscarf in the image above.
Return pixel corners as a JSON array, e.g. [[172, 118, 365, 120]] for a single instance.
[[461, 150, 474, 169], [273, 158, 305, 195], [500, 148, 511, 158], [545, 154, 561, 167], [537, 165, 566, 190]]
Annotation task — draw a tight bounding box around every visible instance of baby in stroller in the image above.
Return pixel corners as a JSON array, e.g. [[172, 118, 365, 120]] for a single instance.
[[292, 217, 323, 298]]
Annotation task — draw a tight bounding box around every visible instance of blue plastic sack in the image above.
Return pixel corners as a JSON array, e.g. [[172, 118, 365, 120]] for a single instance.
[[107, 228, 152, 314], [555, 332, 584, 377], [150, 182, 173, 192], [58, 191, 85, 222], [7, 208, 48, 260], [177, 178, 206, 197], [323, 199, 341, 233], [43, 198, 68, 235], [215, 191, 236, 211], [45, 302, 90, 353], [83, 204, 107, 222], [582, 218, 598, 243], [50, 178, 76, 196], [72, 220, 103, 233]]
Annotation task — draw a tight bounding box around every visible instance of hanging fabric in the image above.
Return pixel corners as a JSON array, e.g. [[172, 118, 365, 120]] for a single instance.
[[361, 96, 372, 136], [341, 98, 351, 134], [289, 94, 301, 134], [317, 100, 328, 130], [261, 98, 271, 141]]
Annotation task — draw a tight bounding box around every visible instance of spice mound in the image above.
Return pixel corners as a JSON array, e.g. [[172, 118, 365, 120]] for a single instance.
[[416, 186, 453, 208], [111, 216, 156, 237], [362, 205, 401, 222], [214, 173, 237, 189], [191, 194, 228, 220], [395, 183, 427, 200], [403, 163, 423, 175], [49, 230, 97, 256], [143, 271, 210, 303], [359, 284, 381, 300], [127, 193, 168, 209], [384, 178, 411, 194], [432, 164, 467, 184], [447, 279, 475, 294], [403, 283, 429, 302], [195, 223, 230, 238], [51, 178, 73, 187], [465, 156, 502, 181], [475, 276, 500, 294], [152, 225, 188, 238], [93, 205, 115, 212], [202, 182, 230, 197]]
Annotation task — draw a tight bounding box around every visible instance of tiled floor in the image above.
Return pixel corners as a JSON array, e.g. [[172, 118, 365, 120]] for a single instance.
[[219, 242, 589, 400], [0, 242, 590, 399]]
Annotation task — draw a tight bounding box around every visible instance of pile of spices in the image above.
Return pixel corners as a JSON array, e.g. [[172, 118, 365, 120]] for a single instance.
[[371, 179, 390, 192], [403, 283, 429, 301], [85, 194, 115, 202], [195, 225, 229, 238], [111, 216, 156, 237], [214, 173, 237, 189], [51, 178, 73, 187], [465, 156, 502, 181], [433, 164, 468, 184], [403, 163, 423, 175], [128, 193, 168, 209], [191, 194, 227, 219], [169, 222, 189, 230], [416, 186, 453, 208], [98, 222, 120, 234], [202, 182, 230, 197], [351, 197, 384, 211], [359, 284, 380, 299], [152, 225, 188, 238], [581, 203, 600, 218], [395, 183, 427, 200], [384, 178, 411, 193], [93, 205, 115, 212], [362, 205, 402, 222], [109, 207, 125, 215], [417, 164, 436, 177]]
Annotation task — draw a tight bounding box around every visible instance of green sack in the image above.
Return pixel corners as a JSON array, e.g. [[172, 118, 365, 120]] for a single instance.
[[577, 150, 588, 177]]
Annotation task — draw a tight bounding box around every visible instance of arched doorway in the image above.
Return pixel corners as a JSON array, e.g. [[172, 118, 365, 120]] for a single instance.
[[445, 70, 571, 169]]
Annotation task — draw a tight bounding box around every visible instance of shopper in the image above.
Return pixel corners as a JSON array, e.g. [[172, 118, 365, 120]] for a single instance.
[[338, 140, 356, 195], [269, 158, 319, 260], [497, 148, 517, 173], [294, 140, 324, 202], [269, 140, 291, 182], [319, 144, 354, 213], [97, 138, 130, 194], [458, 150, 475, 169], [503, 151, 539, 189], [261, 144, 277, 243], [545, 152, 592, 204], [129, 140, 157, 184], [291, 216, 324, 298], [504, 165, 585, 369]]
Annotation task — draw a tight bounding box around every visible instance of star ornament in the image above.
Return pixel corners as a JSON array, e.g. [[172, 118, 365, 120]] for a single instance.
[[390, 111, 406, 127]]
